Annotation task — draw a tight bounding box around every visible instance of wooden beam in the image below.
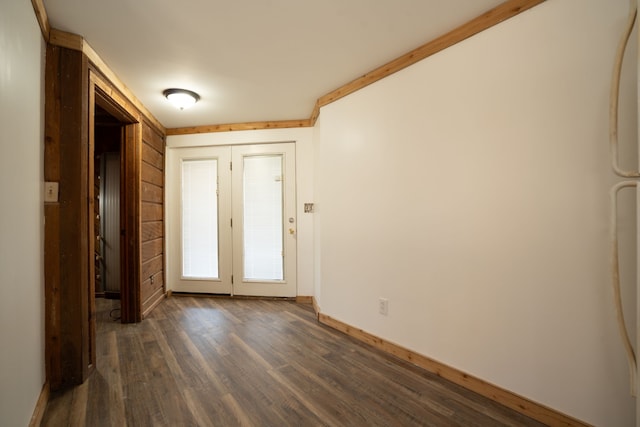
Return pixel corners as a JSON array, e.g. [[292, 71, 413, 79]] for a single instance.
[[166, 119, 312, 135], [318, 313, 589, 427], [46, 45, 91, 387], [30, 0, 50, 41], [310, 0, 545, 125]]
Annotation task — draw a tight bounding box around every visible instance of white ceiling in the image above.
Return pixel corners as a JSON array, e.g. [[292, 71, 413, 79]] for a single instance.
[[43, 0, 505, 129]]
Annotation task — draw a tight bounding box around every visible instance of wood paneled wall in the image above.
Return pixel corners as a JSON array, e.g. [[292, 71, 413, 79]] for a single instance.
[[140, 123, 166, 317]]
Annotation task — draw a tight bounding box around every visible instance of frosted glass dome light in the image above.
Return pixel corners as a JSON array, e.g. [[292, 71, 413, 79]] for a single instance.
[[163, 88, 200, 110]]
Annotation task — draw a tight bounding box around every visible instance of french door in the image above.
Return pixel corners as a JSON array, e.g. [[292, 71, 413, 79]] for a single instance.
[[167, 143, 297, 297]]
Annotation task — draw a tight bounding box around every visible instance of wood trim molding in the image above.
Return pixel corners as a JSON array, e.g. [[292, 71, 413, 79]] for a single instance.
[[310, 0, 545, 125], [48, 30, 165, 133], [28, 382, 50, 427], [308, 103, 321, 127], [90, 71, 141, 124], [295, 296, 313, 304], [166, 119, 312, 136], [166, 0, 545, 134], [311, 297, 320, 320], [91, 70, 144, 325], [83, 42, 165, 133], [318, 313, 590, 427], [30, 0, 50, 41], [43, 0, 545, 137], [142, 287, 166, 318], [49, 29, 84, 51]]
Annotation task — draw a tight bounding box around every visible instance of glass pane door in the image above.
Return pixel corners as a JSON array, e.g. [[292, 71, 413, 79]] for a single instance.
[[232, 143, 297, 297], [242, 155, 284, 281], [182, 159, 219, 279], [166, 146, 232, 294], [166, 143, 295, 297]]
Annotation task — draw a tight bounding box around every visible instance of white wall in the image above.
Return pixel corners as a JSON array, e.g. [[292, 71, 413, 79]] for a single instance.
[[166, 128, 315, 296], [0, 0, 46, 425], [313, 0, 637, 425]]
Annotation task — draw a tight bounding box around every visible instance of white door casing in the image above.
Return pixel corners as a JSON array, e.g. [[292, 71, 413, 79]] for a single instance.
[[167, 143, 296, 297]]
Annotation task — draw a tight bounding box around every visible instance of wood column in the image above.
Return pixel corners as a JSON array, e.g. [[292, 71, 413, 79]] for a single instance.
[[45, 45, 91, 389]]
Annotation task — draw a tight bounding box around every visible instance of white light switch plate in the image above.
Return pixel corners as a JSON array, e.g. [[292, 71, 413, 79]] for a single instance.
[[44, 182, 59, 203]]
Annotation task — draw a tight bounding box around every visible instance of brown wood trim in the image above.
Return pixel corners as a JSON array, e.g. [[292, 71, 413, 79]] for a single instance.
[[166, 119, 312, 135], [43, 0, 545, 139], [121, 122, 143, 323], [311, 297, 320, 320], [295, 296, 313, 304], [83, 42, 165, 133], [49, 29, 83, 51], [308, 103, 321, 127], [310, 0, 545, 125], [165, 0, 544, 135], [92, 70, 144, 325], [49, 30, 165, 134], [318, 313, 590, 427], [28, 382, 50, 427], [91, 76, 138, 124], [142, 287, 166, 318], [87, 78, 97, 373], [30, 0, 50, 41], [78, 51, 92, 383]]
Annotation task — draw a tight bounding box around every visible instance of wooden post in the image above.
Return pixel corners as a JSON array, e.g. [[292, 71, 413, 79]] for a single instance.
[[44, 45, 90, 389]]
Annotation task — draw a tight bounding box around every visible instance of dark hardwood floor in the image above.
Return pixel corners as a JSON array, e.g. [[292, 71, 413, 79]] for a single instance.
[[41, 296, 547, 426]]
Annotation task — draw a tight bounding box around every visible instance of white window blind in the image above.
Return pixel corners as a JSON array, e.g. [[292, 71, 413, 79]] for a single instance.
[[182, 159, 219, 279], [243, 155, 284, 280]]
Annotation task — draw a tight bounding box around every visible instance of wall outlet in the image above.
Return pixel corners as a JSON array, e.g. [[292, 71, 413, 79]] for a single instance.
[[379, 298, 388, 316]]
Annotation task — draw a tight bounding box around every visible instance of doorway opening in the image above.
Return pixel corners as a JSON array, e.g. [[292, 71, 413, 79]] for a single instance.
[[94, 105, 123, 305], [90, 84, 141, 329]]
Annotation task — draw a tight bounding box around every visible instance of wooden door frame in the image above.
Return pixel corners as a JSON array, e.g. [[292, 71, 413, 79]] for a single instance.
[[43, 43, 145, 391], [90, 70, 142, 325]]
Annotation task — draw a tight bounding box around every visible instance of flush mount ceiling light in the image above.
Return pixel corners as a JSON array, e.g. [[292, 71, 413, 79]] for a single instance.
[[163, 88, 200, 110]]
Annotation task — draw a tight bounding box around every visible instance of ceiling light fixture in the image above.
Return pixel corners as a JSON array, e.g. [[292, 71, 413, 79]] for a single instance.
[[163, 88, 200, 110]]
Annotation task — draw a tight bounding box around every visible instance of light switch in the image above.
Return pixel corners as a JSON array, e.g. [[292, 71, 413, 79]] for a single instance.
[[45, 182, 59, 203]]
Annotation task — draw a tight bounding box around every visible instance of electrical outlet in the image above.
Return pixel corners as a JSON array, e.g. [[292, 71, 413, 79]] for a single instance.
[[379, 298, 388, 316]]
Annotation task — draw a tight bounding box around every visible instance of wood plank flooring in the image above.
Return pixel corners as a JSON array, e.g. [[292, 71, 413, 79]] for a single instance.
[[41, 296, 547, 426]]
